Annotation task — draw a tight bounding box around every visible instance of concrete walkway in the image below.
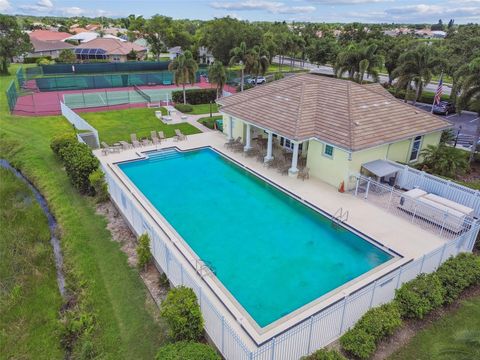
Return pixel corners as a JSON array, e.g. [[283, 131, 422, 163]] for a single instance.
[[158, 106, 222, 133]]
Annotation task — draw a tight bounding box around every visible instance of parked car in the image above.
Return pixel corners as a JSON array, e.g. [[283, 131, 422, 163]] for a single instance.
[[247, 76, 267, 85], [432, 101, 456, 115]]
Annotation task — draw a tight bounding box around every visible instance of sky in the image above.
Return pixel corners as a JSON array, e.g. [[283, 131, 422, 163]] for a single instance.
[[2, 0, 480, 24]]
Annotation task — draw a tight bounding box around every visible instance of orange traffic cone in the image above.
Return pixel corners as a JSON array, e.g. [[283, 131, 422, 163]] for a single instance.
[[338, 181, 345, 193]]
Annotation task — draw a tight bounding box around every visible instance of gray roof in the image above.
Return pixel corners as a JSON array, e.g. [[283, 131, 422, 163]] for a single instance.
[[362, 160, 400, 177], [30, 38, 74, 52]]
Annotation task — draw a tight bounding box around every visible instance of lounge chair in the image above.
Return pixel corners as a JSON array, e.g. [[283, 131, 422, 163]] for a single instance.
[[151, 131, 160, 145], [119, 140, 132, 150], [278, 163, 290, 175], [225, 137, 241, 149], [174, 129, 187, 141], [130, 134, 141, 148], [158, 131, 165, 142], [101, 141, 120, 155], [297, 167, 310, 181], [141, 138, 152, 146]]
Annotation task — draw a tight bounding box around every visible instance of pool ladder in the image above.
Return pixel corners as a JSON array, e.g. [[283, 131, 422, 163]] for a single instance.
[[195, 259, 216, 278], [332, 207, 349, 227]]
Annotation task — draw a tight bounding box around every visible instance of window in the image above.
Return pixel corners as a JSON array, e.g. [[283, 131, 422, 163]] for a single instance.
[[323, 144, 334, 158], [409, 135, 422, 162]]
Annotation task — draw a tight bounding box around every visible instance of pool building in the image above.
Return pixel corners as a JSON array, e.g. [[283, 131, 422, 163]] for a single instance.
[[96, 74, 478, 360]]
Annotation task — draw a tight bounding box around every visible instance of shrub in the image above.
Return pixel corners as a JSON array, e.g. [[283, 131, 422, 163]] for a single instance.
[[436, 253, 480, 304], [88, 169, 108, 202], [155, 341, 220, 360], [174, 103, 193, 113], [136, 233, 152, 271], [395, 273, 445, 319], [355, 302, 402, 339], [50, 133, 77, 160], [59, 142, 99, 195], [24, 56, 52, 64], [160, 286, 204, 341], [302, 348, 347, 360], [171, 88, 216, 105], [340, 328, 376, 360]]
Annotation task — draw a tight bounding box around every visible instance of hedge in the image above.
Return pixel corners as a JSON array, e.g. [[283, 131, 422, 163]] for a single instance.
[[171, 88, 216, 105], [50, 133, 77, 161], [436, 253, 480, 304], [88, 169, 108, 202], [160, 286, 204, 342], [174, 104, 193, 113], [301, 348, 347, 360], [395, 273, 445, 319], [24, 56, 52, 64], [57, 142, 99, 195], [339, 303, 402, 359], [155, 341, 220, 360]]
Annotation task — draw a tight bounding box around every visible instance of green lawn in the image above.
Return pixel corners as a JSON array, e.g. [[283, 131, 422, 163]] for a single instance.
[[0, 168, 64, 359], [189, 103, 219, 115], [81, 107, 201, 144], [197, 115, 223, 129], [1, 64, 165, 358], [389, 296, 480, 359]]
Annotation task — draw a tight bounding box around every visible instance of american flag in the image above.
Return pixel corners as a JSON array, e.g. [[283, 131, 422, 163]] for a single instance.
[[433, 75, 443, 106]]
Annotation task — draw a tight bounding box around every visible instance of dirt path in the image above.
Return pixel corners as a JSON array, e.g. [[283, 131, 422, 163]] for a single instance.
[[96, 201, 169, 306]]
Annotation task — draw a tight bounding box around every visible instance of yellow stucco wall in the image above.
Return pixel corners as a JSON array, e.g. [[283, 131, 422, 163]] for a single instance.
[[222, 115, 245, 140], [306, 141, 351, 188]]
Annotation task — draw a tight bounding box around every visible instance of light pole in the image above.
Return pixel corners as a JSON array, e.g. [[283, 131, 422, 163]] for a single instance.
[[454, 125, 462, 148]]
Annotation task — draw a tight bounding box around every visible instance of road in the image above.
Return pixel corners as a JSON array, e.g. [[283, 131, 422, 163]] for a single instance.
[[274, 56, 452, 95]]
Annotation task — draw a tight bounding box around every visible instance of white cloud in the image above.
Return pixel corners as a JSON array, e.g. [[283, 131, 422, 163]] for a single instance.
[[0, 0, 11, 12], [210, 1, 316, 14], [386, 4, 480, 18], [308, 0, 391, 4], [19, 0, 54, 12]]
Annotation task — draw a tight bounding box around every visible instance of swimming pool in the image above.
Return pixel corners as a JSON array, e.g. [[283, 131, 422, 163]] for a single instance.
[[118, 148, 393, 328]]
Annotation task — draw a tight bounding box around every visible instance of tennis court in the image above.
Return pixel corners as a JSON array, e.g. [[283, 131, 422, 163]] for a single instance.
[[63, 86, 199, 109]]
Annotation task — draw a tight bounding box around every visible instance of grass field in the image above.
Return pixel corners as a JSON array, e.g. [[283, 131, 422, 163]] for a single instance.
[[1, 64, 165, 358], [189, 103, 219, 115], [389, 296, 480, 359], [81, 107, 201, 144], [0, 168, 64, 359]]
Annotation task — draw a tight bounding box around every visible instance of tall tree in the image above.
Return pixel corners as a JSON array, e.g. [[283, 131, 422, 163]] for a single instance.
[[247, 46, 270, 85], [456, 57, 480, 162], [393, 45, 444, 104], [168, 50, 198, 104], [208, 61, 226, 99], [335, 43, 384, 83], [229, 42, 250, 92], [143, 15, 172, 61], [0, 15, 32, 74], [306, 32, 339, 66]]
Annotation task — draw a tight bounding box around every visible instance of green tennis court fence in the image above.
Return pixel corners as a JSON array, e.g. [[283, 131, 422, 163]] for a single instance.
[[25, 66, 43, 80], [41, 61, 170, 75], [6, 81, 18, 113], [16, 66, 26, 87]]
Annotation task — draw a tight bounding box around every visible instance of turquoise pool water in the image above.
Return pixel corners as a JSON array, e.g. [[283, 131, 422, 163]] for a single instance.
[[119, 148, 392, 327]]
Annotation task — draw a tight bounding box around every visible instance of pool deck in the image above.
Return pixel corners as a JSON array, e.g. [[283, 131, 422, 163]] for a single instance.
[[95, 131, 447, 348]]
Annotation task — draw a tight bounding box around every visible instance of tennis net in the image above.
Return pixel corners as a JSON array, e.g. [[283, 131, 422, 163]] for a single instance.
[[133, 84, 152, 103]]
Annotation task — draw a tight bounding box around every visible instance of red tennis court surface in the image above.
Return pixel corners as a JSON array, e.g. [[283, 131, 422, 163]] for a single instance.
[[13, 81, 236, 116]]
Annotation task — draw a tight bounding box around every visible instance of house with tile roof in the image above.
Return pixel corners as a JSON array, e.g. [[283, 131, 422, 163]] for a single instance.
[[75, 38, 147, 62], [29, 30, 71, 41], [27, 31, 74, 59], [217, 73, 451, 188]]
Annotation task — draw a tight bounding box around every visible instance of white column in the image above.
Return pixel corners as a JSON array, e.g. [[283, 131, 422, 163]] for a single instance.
[[244, 123, 252, 151], [289, 141, 299, 176], [264, 131, 273, 162], [227, 116, 233, 140]]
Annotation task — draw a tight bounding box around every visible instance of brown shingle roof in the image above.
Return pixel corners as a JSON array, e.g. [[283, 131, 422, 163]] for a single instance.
[[217, 73, 451, 151], [30, 38, 74, 52], [76, 38, 146, 55], [29, 30, 71, 41]]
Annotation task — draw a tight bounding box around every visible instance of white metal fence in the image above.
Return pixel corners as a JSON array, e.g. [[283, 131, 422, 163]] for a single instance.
[[61, 102, 100, 148], [387, 161, 480, 218], [103, 163, 479, 360]]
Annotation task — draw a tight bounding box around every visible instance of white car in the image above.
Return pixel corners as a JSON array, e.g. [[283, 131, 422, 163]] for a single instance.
[[247, 76, 266, 85]]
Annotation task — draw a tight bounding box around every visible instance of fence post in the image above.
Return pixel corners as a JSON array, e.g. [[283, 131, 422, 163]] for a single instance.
[[439, 211, 448, 238], [364, 178, 371, 199], [443, 180, 451, 198], [221, 316, 225, 354], [420, 171, 426, 188], [354, 176, 360, 196], [387, 185, 394, 210], [307, 316, 314, 354], [270, 337, 276, 360], [165, 246, 170, 274], [369, 281, 378, 308], [395, 267, 403, 289], [180, 266, 184, 285], [419, 254, 426, 274], [438, 243, 447, 267], [339, 294, 348, 334]]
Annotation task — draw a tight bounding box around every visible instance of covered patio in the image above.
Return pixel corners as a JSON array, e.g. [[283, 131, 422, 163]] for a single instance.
[[225, 117, 309, 178]]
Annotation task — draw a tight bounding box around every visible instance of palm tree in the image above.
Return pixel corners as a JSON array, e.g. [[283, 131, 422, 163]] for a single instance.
[[334, 43, 383, 84], [229, 42, 249, 92], [420, 144, 469, 178], [208, 61, 226, 99], [168, 50, 198, 104], [247, 46, 270, 86], [392, 45, 444, 105], [456, 57, 480, 162]]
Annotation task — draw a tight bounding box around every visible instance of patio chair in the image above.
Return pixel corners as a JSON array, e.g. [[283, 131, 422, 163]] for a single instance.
[[141, 138, 152, 146], [158, 131, 165, 142], [175, 129, 187, 141], [224, 138, 236, 147], [119, 140, 132, 150], [244, 148, 259, 158], [297, 167, 310, 181], [151, 131, 160, 145], [101, 141, 120, 155], [130, 134, 141, 148], [277, 162, 290, 175]]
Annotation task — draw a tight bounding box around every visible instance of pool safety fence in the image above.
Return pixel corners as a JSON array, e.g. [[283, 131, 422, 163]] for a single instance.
[[6, 80, 18, 113], [61, 102, 99, 148], [352, 174, 478, 241], [386, 161, 480, 218], [102, 156, 479, 360]]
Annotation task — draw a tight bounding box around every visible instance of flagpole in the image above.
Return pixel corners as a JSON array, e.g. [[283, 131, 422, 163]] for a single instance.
[[431, 72, 443, 113]]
